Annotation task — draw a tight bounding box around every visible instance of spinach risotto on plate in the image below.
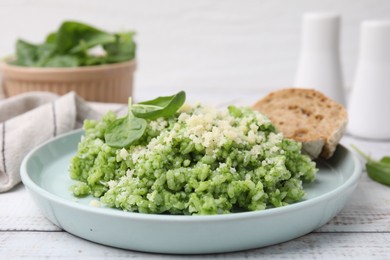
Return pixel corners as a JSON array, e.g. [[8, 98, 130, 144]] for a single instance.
[[69, 91, 317, 215]]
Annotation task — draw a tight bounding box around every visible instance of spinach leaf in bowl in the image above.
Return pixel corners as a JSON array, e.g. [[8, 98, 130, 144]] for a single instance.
[[12, 21, 136, 68]]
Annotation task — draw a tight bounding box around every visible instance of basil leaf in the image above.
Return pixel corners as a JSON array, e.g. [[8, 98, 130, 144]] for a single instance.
[[132, 91, 186, 120], [380, 157, 390, 164], [82, 55, 109, 66], [55, 21, 115, 54], [366, 161, 390, 186], [352, 145, 390, 186], [12, 21, 136, 68], [105, 98, 147, 148], [228, 105, 243, 118], [104, 112, 147, 148], [42, 55, 79, 67], [104, 91, 186, 148], [34, 43, 57, 67], [103, 32, 136, 63], [45, 32, 57, 44], [13, 40, 38, 66]]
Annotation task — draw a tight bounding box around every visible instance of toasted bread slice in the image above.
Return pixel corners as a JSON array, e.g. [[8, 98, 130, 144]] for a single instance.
[[252, 88, 348, 159]]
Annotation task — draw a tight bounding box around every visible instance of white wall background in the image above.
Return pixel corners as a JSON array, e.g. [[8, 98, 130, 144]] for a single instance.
[[1, 0, 390, 101]]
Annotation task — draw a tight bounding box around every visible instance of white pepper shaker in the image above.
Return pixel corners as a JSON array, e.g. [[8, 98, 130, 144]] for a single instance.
[[294, 12, 345, 105], [348, 20, 390, 140]]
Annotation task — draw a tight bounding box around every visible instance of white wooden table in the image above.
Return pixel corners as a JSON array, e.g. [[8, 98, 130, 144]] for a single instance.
[[1, 90, 390, 259]]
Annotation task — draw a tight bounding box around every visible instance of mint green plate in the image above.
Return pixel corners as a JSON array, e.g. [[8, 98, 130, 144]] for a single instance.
[[21, 129, 362, 254]]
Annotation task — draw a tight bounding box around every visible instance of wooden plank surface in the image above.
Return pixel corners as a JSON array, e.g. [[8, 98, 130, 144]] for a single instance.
[[0, 186, 59, 232], [1, 231, 390, 259]]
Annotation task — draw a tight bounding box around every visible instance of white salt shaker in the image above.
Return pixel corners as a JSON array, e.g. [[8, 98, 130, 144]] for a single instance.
[[294, 12, 345, 105], [348, 20, 390, 140]]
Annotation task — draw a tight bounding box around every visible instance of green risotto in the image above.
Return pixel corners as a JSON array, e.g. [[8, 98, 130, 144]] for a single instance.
[[69, 96, 317, 215]]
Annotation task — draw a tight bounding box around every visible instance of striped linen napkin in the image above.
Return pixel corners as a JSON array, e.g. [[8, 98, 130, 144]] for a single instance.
[[0, 91, 125, 192]]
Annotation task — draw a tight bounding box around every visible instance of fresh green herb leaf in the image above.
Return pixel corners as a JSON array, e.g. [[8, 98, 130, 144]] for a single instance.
[[34, 43, 57, 67], [55, 21, 115, 54], [13, 40, 38, 67], [380, 157, 390, 164], [132, 91, 186, 120], [104, 98, 147, 148], [352, 145, 390, 186], [82, 55, 109, 66], [13, 40, 60, 67], [104, 91, 186, 148], [104, 114, 147, 148], [43, 55, 79, 67], [45, 32, 57, 44], [228, 105, 243, 118], [103, 32, 136, 64], [12, 20, 136, 68]]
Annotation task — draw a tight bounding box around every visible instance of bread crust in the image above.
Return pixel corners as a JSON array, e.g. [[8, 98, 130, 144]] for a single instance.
[[252, 88, 348, 159]]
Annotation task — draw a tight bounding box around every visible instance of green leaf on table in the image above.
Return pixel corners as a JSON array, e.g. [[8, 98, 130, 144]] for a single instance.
[[379, 156, 390, 164], [366, 162, 390, 186], [352, 145, 390, 186], [132, 91, 186, 120]]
